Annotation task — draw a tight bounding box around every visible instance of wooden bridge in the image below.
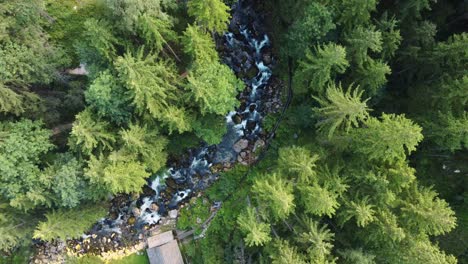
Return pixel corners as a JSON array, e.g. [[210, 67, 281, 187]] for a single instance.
[[146, 231, 184, 264]]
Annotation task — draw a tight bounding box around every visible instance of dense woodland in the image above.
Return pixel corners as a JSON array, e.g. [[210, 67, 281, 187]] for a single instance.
[[0, 0, 466, 263]]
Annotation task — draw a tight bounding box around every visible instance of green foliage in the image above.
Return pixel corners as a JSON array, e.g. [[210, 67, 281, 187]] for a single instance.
[[338, 197, 376, 227], [345, 26, 382, 66], [85, 153, 149, 195], [424, 112, 468, 152], [182, 25, 218, 64], [137, 13, 177, 54], [187, 0, 231, 33], [351, 114, 423, 163], [69, 109, 116, 156], [191, 114, 226, 145], [187, 62, 243, 115], [252, 173, 295, 221], [0, 203, 36, 252], [375, 14, 402, 59], [278, 146, 319, 184], [299, 184, 339, 217], [0, 120, 54, 210], [85, 71, 132, 125], [42, 153, 87, 208], [286, 2, 335, 60], [314, 84, 370, 138], [119, 124, 168, 173], [176, 197, 211, 231], [33, 204, 106, 241], [402, 187, 457, 236], [270, 240, 307, 264], [333, 0, 377, 29], [297, 219, 335, 262], [338, 249, 376, 264], [237, 207, 271, 247], [295, 43, 349, 94], [354, 59, 391, 97]]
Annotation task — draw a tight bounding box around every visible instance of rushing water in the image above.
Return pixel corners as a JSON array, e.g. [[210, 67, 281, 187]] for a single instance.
[[38, 0, 275, 257]]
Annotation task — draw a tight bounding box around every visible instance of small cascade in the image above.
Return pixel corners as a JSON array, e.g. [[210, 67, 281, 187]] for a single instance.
[[37, 0, 279, 257]]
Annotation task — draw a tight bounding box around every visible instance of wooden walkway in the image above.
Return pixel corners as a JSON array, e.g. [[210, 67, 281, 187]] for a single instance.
[[146, 231, 184, 264]]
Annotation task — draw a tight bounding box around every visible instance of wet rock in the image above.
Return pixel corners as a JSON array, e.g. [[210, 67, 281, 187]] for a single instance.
[[263, 53, 272, 65], [233, 139, 249, 153], [132, 208, 141, 217], [169, 209, 178, 219], [232, 113, 242, 124], [150, 203, 159, 211], [127, 216, 136, 225], [253, 139, 265, 152]]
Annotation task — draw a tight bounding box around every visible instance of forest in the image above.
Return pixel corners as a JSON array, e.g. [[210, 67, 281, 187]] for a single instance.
[[0, 0, 466, 263]]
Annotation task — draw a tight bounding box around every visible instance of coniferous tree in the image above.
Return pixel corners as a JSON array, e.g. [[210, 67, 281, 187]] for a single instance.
[[278, 146, 319, 184], [345, 26, 382, 66], [314, 84, 370, 138], [33, 204, 106, 241], [350, 114, 423, 163], [69, 109, 116, 156], [237, 207, 271, 247], [252, 173, 295, 221], [187, 0, 230, 33]]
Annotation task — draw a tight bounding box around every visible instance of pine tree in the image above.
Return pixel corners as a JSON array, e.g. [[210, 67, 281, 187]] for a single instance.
[[187, 0, 230, 33], [295, 43, 349, 94], [278, 146, 319, 184], [137, 13, 177, 55], [33, 204, 106, 241], [338, 248, 376, 264], [237, 207, 271, 247], [375, 14, 402, 60], [424, 111, 468, 152], [252, 173, 295, 221], [351, 114, 423, 163], [314, 83, 370, 138]]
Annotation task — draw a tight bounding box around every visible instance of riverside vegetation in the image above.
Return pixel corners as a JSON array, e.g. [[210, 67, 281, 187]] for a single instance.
[[0, 0, 467, 263]]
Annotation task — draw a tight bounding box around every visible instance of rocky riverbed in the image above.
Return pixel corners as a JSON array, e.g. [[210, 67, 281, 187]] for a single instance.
[[32, 0, 283, 262]]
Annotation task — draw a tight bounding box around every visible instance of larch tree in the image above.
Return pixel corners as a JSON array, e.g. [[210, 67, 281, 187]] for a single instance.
[[295, 43, 349, 94], [69, 109, 116, 156], [354, 59, 391, 97], [345, 26, 382, 66], [237, 207, 271, 247], [278, 146, 319, 184], [33, 204, 106, 241], [186, 62, 243, 115], [297, 219, 335, 263], [252, 173, 295, 221], [314, 83, 370, 138], [350, 114, 423, 163], [187, 0, 230, 33]]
